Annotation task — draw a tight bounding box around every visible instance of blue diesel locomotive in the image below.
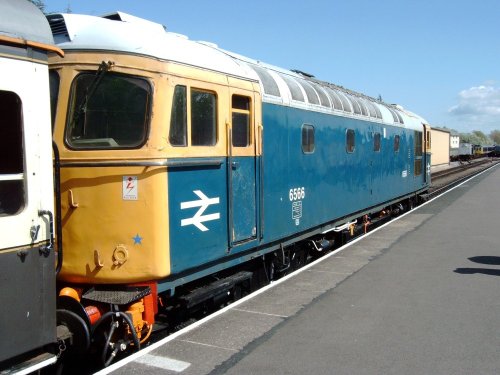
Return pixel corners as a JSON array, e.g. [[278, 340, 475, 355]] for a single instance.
[[46, 11, 431, 364]]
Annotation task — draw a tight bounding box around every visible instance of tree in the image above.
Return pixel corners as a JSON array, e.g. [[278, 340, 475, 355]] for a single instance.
[[489, 130, 500, 144], [473, 130, 492, 145], [460, 130, 493, 145]]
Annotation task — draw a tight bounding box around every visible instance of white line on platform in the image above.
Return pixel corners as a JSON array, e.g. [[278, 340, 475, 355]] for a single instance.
[[307, 269, 353, 275], [232, 308, 289, 318], [95, 163, 499, 375], [178, 339, 238, 352], [134, 354, 190, 372]]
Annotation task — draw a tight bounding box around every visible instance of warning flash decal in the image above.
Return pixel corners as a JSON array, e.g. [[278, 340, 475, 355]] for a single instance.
[[123, 176, 138, 200]]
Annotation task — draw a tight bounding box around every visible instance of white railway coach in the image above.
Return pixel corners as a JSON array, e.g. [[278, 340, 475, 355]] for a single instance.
[[0, 0, 63, 372]]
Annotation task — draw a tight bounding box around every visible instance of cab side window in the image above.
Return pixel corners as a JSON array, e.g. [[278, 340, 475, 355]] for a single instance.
[[169, 85, 217, 147], [169, 85, 187, 146], [191, 90, 216, 146], [232, 95, 251, 147]]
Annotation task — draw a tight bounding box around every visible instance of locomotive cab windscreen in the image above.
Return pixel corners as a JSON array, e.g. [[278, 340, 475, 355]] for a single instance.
[[65, 64, 151, 149]]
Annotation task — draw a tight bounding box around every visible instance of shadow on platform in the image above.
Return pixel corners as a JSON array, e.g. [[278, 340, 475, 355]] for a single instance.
[[468, 256, 500, 265], [454, 268, 500, 276], [454, 256, 500, 276]]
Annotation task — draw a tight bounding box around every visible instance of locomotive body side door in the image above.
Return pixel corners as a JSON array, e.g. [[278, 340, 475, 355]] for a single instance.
[[228, 86, 258, 246]]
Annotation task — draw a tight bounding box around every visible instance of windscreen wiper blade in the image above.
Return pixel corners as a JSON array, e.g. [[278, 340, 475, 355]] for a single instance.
[[71, 60, 114, 133]]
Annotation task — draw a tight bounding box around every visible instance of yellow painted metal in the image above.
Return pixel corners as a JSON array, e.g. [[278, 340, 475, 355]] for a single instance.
[[424, 123, 432, 152], [58, 166, 170, 283], [50, 50, 263, 284]]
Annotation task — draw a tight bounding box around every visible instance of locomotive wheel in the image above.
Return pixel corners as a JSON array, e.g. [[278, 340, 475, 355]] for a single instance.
[[57, 308, 91, 357], [290, 249, 308, 271], [57, 295, 91, 328]]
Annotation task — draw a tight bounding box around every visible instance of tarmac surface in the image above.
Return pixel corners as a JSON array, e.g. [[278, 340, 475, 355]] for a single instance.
[[101, 164, 500, 375]]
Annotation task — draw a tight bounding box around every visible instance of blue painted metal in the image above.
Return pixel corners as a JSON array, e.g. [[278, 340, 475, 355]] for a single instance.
[[229, 156, 257, 244], [167, 158, 229, 273], [164, 103, 430, 288], [260, 103, 419, 243]]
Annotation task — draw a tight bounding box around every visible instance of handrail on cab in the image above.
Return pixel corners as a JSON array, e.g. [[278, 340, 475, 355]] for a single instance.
[[0, 34, 64, 57]]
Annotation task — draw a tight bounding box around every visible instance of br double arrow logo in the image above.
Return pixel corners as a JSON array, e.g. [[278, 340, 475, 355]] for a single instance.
[[180, 190, 220, 232]]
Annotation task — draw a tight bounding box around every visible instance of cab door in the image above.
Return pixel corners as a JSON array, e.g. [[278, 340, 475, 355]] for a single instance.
[[228, 90, 257, 246]]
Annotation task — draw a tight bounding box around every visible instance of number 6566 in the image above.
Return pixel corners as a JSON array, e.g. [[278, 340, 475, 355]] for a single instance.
[[289, 187, 305, 201]]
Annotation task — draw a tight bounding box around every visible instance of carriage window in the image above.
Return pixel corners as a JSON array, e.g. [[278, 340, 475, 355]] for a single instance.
[[374, 132, 381, 152], [302, 124, 315, 154], [232, 95, 250, 147], [191, 89, 217, 146], [346, 129, 355, 153], [0, 91, 25, 216], [66, 72, 150, 149], [169, 85, 187, 146], [394, 135, 400, 152]]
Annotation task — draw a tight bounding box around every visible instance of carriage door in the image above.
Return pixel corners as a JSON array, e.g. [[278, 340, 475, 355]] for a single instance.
[[228, 91, 257, 246]]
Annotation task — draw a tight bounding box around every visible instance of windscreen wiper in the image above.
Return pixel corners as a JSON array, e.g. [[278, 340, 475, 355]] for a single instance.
[[70, 60, 114, 134]]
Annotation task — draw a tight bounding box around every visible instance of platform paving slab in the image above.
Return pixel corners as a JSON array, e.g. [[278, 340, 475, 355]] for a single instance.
[[112, 165, 500, 375]]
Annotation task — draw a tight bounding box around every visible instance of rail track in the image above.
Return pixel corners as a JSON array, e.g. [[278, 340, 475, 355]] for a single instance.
[[423, 157, 500, 201]]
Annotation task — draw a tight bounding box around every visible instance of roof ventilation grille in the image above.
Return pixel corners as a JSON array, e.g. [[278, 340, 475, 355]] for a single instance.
[[46, 14, 68, 37]]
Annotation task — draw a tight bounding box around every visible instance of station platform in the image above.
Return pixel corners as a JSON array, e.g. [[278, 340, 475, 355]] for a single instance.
[[430, 161, 461, 173], [100, 164, 500, 375]]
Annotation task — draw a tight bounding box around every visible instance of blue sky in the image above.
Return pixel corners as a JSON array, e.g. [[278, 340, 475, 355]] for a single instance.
[[42, 0, 500, 134]]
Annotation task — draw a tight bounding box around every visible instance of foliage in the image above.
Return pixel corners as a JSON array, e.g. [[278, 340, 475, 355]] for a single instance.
[[489, 130, 500, 144], [459, 130, 493, 145]]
